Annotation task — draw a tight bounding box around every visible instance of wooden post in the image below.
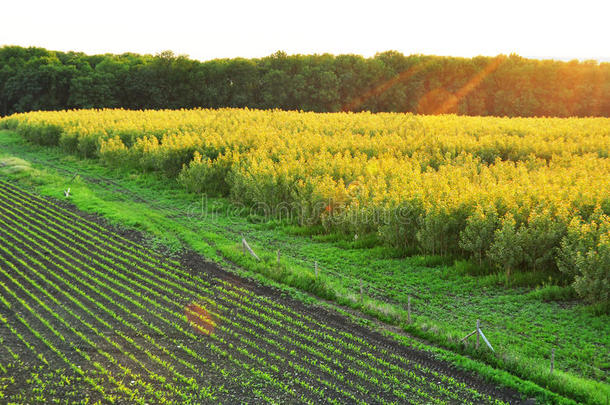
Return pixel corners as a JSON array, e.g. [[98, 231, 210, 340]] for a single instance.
[[242, 238, 246, 255], [314, 261, 318, 278], [407, 296, 411, 324], [277, 249, 280, 265], [460, 330, 477, 343], [241, 237, 260, 261], [360, 279, 364, 303], [550, 348, 555, 374], [476, 319, 480, 350]]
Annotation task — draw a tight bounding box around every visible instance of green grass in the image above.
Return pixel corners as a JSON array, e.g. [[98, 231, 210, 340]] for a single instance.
[[0, 129, 608, 404]]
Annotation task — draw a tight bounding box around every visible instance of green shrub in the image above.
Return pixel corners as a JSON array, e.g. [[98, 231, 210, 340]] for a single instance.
[[76, 133, 101, 158], [58, 129, 80, 153], [99, 136, 129, 166], [378, 198, 424, 251], [178, 151, 232, 196], [488, 213, 525, 279], [557, 210, 610, 307], [459, 205, 499, 267], [520, 209, 567, 272], [18, 122, 62, 146]]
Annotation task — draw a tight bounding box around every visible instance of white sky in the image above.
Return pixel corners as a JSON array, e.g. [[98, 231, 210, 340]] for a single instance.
[[1, 0, 608, 62]]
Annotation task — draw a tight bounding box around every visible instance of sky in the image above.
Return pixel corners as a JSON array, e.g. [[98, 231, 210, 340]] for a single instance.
[[1, 0, 608, 62]]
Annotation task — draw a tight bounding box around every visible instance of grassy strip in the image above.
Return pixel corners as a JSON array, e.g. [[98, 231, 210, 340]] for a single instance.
[[0, 130, 608, 404]]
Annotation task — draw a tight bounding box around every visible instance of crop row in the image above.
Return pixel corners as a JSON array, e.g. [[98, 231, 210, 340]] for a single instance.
[[0, 181, 508, 404]]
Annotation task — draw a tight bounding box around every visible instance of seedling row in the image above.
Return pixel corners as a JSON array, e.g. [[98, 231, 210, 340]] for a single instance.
[[0, 180, 511, 404]]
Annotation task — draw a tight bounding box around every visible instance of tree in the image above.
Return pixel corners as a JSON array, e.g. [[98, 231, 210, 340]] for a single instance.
[[459, 206, 499, 267], [488, 214, 525, 280], [0, 45, 608, 117], [557, 211, 610, 306]]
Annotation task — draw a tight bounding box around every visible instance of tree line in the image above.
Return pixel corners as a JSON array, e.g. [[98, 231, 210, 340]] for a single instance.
[[0, 45, 608, 117]]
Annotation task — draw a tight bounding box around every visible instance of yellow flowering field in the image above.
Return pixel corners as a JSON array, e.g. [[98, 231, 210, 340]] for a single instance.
[[2, 108, 608, 304]]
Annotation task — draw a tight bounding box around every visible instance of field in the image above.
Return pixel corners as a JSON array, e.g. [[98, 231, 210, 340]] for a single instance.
[[2, 109, 609, 307], [0, 108, 609, 404], [0, 179, 519, 404]]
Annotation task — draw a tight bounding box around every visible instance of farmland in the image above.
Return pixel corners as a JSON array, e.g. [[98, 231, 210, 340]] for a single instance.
[[2, 109, 609, 305], [0, 108, 609, 404], [0, 179, 517, 404]]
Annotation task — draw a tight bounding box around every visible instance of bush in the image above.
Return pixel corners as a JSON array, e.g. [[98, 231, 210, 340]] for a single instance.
[[378, 198, 424, 252], [76, 133, 101, 158], [487, 214, 525, 279], [18, 122, 62, 146], [178, 151, 232, 196], [520, 209, 567, 272], [459, 205, 499, 267], [58, 129, 80, 153], [557, 210, 610, 307], [99, 136, 129, 166]]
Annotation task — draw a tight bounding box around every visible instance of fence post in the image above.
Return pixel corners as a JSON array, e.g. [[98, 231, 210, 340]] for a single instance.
[[476, 319, 480, 350], [407, 296, 411, 324], [241, 237, 260, 261], [550, 347, 555, 374], [277, 249, 280, 265]]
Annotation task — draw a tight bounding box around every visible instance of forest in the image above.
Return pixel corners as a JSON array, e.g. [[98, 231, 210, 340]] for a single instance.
[[0, 45, 608, 117]]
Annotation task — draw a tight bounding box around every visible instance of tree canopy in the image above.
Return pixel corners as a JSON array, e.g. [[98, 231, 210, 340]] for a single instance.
[[1, 46, 608, 117]]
